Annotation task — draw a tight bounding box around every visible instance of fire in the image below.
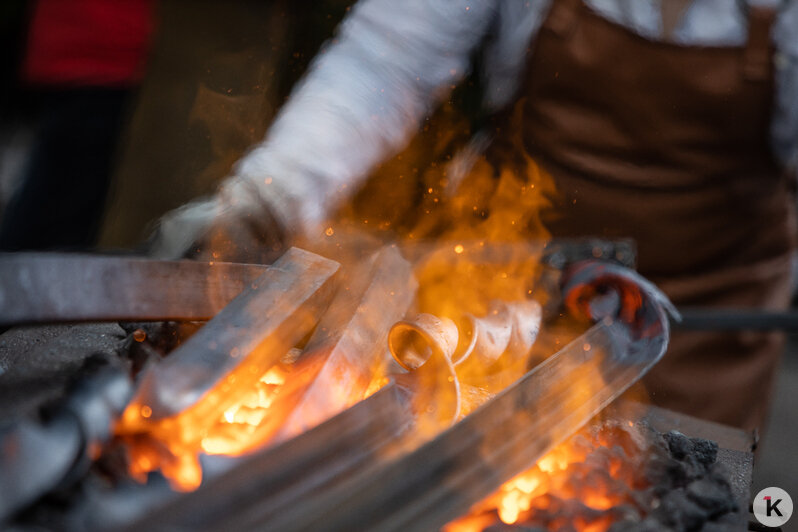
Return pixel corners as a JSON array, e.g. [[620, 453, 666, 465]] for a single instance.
[[446, 421, 647, 532], [117, 105, 559, 492], [364, 375, 391, 398], [121, 363, 290, 490], [119, 360, 392, 491], [199, 365, 288, 455]]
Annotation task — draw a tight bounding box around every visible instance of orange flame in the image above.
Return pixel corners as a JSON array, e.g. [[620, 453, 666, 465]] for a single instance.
[[118, 361, 392, 491], [446, 422, 646, 532], [116, 106, 557, 492], [119, 363, 290, 491], [200, 365, 288, 455]]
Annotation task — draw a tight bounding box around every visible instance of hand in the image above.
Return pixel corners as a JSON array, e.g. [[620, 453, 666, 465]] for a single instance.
[[147, 177, 289, 265]]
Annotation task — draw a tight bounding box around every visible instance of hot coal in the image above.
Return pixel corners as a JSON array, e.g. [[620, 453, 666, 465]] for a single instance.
[[454, 420, 741, 532], [118, 321, 203, 374], [1, 319, 743, 532]]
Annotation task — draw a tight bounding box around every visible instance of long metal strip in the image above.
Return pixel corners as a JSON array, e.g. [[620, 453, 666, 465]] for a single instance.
[[121, 247, 339, 422], [262, 318, 661, 532], [0, 253, 268, 326], [247, 246, 417, 448], [675, 307, 798, 332], [93, 317, 659, 532], [84, 383, 414, 532]]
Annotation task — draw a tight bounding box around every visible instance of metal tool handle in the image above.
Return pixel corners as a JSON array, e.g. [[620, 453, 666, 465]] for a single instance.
[[674, 307, 798, 332]]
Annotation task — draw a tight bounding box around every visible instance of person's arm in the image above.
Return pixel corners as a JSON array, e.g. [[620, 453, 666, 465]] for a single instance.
[[150, 0, 499, 260]]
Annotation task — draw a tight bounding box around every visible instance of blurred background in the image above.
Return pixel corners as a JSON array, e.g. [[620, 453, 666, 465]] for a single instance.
[[0, 0, 352, 250], [754, 335, 798, 506]]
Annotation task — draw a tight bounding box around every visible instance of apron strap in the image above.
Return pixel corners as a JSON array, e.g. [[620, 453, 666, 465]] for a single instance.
[[743, 6, 777, 81], [546, 0, 583, 38]]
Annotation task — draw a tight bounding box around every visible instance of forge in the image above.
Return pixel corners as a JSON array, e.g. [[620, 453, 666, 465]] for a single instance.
[[0, 241, 757, 531]]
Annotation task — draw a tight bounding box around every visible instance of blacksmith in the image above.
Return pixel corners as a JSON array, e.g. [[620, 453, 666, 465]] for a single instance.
[[150, 0, 798, 432]]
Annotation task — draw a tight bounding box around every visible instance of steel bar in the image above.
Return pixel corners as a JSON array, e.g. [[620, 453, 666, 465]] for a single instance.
[[122, 247, 339, 423], [264, 245, 417, 445], [106, 382, 414, 532], [0, 253, 268, 326], [264, 319, 663, 532], [674, 307, 798, 332]]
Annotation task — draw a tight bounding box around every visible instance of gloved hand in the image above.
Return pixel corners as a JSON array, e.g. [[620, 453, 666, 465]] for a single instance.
[[147, 176, 289, 265]]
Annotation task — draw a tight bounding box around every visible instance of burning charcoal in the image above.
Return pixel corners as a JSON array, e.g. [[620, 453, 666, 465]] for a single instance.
[[663, 431, 717, 468], [604, 503, 642, 524], [625, 485, 658, 512], [484, 524, 547, 532], [643, 452, 691, 491], [662, 432, 721, 486], [633, 421, 670, 455], [545, 499, 615, 532], [664, 430, 694, 460], [593, 421, 649, 458], [609, 516, 669, 532], [699, 513, 742, 532], [561, 498, 605, 520], [686, 477, 737, 517], [690, 438, 719, 467], [583, 448, 612, 471], [606, 518, 644, 532], [568, 434, 594, 457], [451, 417, 740, 532], [528, 493, 565, 519], [650, 489, 708, 530]]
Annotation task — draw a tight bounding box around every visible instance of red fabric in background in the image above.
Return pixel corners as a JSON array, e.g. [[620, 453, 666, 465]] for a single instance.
[[22, 0, 156, 87]]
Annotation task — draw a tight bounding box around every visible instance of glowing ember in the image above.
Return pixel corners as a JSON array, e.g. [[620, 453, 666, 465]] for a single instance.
[[445, 423, 640, 532], [120, 363, 291, 491], [446, 419, 739, 532], [364, 375, 391, 399], [200, 366, 288, 455], [119, 361, 394, 491]]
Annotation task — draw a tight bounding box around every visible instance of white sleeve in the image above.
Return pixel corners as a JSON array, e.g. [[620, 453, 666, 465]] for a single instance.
[[231, 0, 498, 238]]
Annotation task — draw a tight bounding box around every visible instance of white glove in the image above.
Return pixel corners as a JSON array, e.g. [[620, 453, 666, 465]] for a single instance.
[[147, 176, 289, 264]]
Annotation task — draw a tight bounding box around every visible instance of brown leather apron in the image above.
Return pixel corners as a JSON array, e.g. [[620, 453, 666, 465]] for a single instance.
[[521, 0, 796, 430]]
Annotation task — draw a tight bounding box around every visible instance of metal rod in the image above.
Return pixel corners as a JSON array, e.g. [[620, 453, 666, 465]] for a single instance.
[[0, 253, 269, 325], [673, 308, 798, 332], [119, 248, 339, 423], [253, 246, 417, 446], [246, 319, 665, 532]]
